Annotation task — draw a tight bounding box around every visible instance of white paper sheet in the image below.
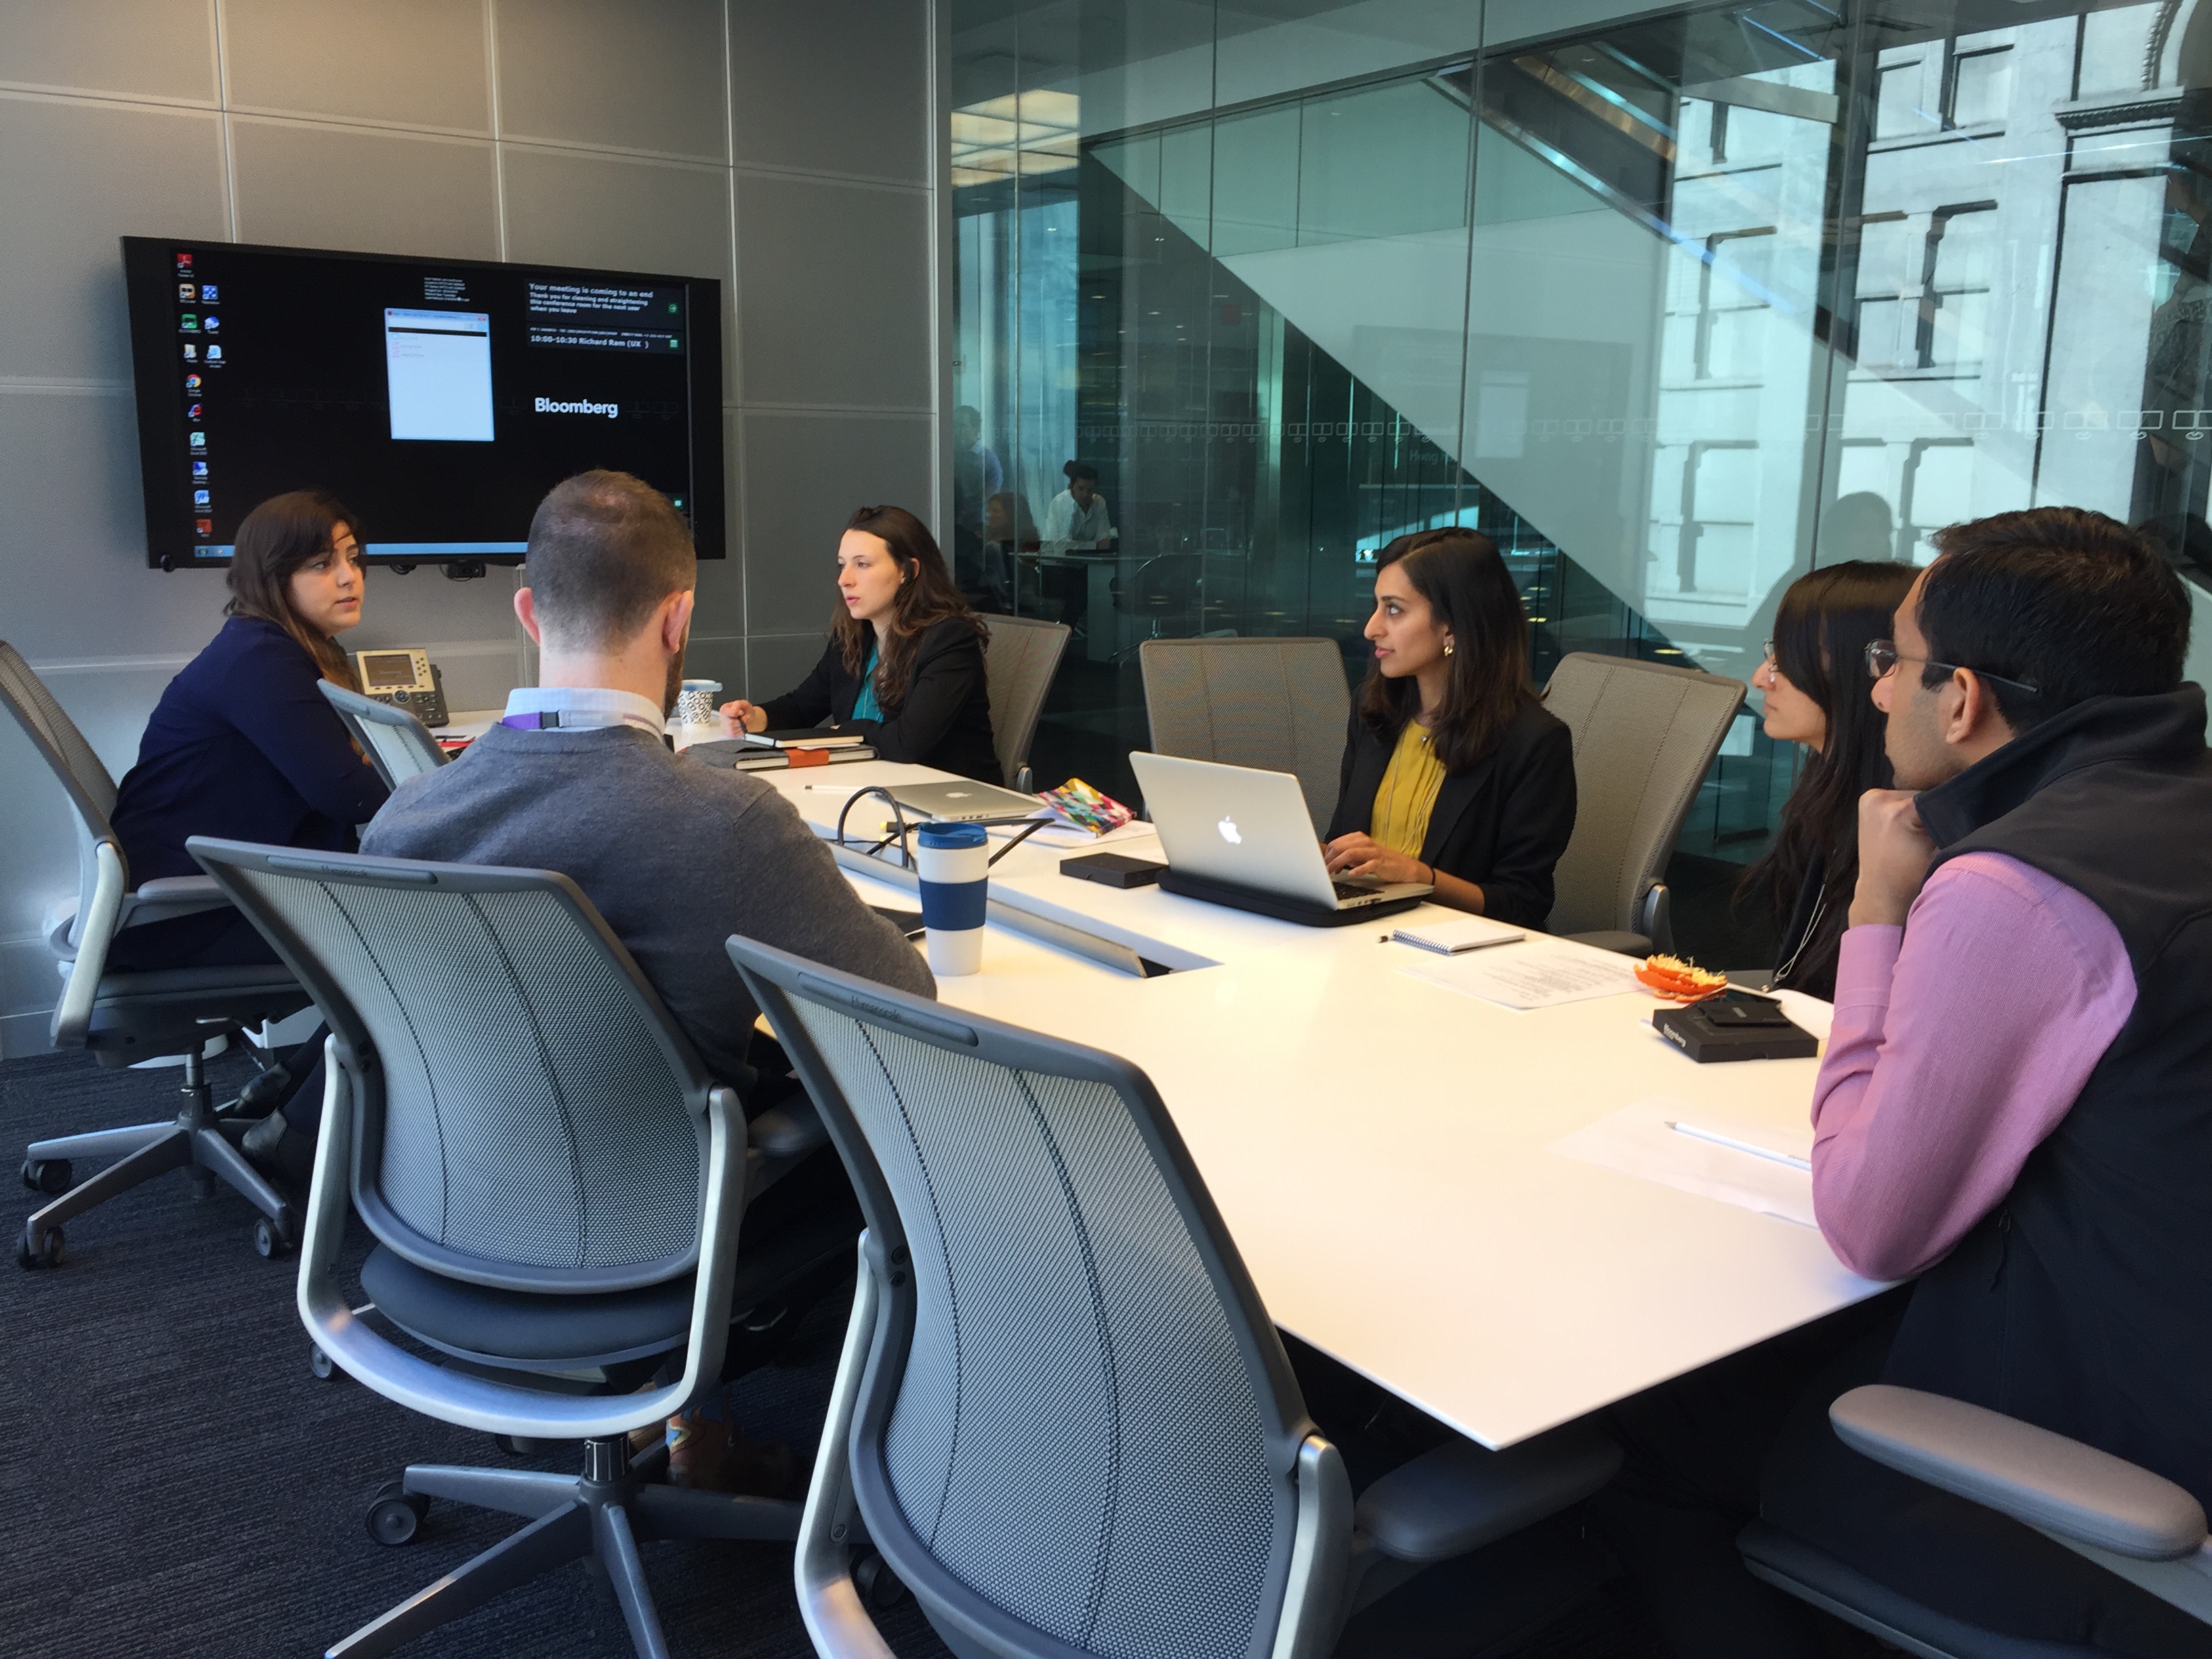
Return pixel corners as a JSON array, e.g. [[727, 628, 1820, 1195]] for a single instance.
[[987, 817, 1161, 851], [1399, 944, 1639, 1010], [1549, 1097, 1818, 1228]]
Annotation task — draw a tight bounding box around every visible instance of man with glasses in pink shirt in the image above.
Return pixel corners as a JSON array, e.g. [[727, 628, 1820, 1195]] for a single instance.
[[1593, 508, 2212, 1656]]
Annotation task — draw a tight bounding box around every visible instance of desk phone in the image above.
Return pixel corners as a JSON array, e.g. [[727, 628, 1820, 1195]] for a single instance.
[[354, 647, 449, 728]]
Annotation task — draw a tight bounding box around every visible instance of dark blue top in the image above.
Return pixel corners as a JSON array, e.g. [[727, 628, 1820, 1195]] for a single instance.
[[112, 615, 389, 884]]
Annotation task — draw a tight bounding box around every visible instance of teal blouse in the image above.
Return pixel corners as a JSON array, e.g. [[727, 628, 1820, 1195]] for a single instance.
[[852, 647, 883, 722]]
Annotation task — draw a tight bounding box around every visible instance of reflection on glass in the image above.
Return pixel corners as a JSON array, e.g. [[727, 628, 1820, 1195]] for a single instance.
[[949, 0, 2212, 901]]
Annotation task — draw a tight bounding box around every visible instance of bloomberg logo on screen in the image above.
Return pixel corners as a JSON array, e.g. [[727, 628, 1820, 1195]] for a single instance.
[[535, 396, 619, 419]]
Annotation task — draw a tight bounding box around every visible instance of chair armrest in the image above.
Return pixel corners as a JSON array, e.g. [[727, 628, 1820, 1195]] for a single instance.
[[1563, 930, 1651, 958], [750, 1097, 829, 1162], [1830, 1385, 2208, 1562], [117, 874, 232, 930], [1354, 1423, 1623, 1564]]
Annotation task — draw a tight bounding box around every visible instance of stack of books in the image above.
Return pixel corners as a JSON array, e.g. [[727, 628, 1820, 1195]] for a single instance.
[[684, 730, 877, 772]]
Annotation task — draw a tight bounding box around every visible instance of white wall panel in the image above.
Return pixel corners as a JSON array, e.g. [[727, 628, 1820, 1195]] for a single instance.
[[224, 0, 492, 132], [231, 119, 500, 259], [0, 94, 228, 382], [0, 0, 219, 104], [729, 0, 928, 181], [741, 410, 933, 633], [493, 0, 728, 161]]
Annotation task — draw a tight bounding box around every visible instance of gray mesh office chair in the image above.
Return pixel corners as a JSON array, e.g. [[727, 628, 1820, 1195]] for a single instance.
[[1, 642, 309, 1270], [724, 935, 1622, 1659], [1542, 653, 1746, 953], [1740, 1385, 2212, 1656], [190, 838, 857, 1659], [983, 614, 1069, 793], [318, 680, 448, 791], [1140, 637, 1352, 835]]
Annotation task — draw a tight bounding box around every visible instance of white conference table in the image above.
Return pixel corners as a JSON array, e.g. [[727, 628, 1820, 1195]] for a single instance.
[[741, 758, 1886, 1454]]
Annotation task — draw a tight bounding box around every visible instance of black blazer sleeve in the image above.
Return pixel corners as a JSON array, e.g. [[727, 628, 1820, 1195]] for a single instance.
[[758, 641, 841, 731], [1325, 699, 1577, 930], [842, 620, 1001, 782], [1465, 710, 1577, 929]]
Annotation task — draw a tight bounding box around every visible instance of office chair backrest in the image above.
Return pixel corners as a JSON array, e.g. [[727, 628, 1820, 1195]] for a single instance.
[[981, 614, 1069, 792], [0, 639, 125, 945], [1542, 652, 1745, 937], [318, 680, 448, 791], [1141, 636, 1350, 834], [729, 936, 1313, 1659], [190, 838, 712, 1293]]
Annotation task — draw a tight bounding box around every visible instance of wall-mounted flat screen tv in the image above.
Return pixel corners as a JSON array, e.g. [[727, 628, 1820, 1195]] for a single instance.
[[122, 237, 724, 569]]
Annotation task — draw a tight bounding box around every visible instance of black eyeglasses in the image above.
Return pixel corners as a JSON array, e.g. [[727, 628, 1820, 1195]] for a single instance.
[[1864, 638, 2039, 695]]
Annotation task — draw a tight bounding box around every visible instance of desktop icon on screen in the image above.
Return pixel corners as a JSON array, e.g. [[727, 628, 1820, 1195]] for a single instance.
[[205, 345, 222, 362], [199, 283, 218, 302], [194, 517, 213, 535], [185, 402, 202, 420], [188, 431, 206, 449], [184, 373, 202, 392], [174, 251, 192, 273], [177, 282, 196, 302], [192, 460, 209, 478], [194, 489, 210, 507], [179, 313, 199, 331], [182, 344, 197, 361], [203, 315, 219, 331]]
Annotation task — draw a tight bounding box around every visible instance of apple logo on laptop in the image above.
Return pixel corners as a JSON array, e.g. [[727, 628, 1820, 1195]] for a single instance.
[[945, 790, 972, 798], [1217, 815, 1242, 845]]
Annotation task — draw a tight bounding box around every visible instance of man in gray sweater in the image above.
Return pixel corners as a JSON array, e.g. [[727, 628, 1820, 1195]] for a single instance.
[[363, 469, 935, 1098]]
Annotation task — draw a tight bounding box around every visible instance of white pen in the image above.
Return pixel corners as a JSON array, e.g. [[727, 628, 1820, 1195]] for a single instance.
[[1664, 1120, 1813, 1172]]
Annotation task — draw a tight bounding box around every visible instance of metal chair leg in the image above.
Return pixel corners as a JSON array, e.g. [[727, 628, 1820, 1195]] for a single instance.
[[26, 1121, 174, 1163], [190, 1124, 292, 1226], [22, 1126, 190, 1251], [326, 1502, 592, 1659], [593, 1503, 671, 1659], [632, 1483, 802, 1542]]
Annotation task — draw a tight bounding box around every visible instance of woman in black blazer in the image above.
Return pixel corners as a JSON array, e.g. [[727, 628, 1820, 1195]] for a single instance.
[[720, 505, 1001, 782], [1323, 529, 1576, 925]]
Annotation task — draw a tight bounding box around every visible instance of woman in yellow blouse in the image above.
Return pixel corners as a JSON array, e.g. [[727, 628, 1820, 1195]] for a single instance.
[[1322, 529, 1578, 922]]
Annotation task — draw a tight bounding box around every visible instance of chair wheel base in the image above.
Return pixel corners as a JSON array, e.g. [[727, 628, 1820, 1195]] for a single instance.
[[20, 1158, 72, 1195], [310, 1345, 340, 1380], [367, 1481, 430, 1547], [17, 1226, 64, 1270]]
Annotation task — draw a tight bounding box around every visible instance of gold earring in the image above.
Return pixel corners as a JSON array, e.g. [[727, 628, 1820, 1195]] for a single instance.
[[1443, 641, 1454, 657]]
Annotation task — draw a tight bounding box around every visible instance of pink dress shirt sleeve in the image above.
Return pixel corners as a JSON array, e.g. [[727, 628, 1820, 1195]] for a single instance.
[[1809, 851, 2136, 1282]]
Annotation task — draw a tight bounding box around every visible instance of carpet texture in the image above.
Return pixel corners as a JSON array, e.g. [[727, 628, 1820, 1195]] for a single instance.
[[0, 1046, 1671, 1659]]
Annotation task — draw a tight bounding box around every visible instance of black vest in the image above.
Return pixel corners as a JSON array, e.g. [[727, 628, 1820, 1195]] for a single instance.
[[1881, 687, 2212, 1507]]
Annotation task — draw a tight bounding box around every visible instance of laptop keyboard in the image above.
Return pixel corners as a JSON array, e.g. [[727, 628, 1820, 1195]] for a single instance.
[[1331, 881, 1382, 903]]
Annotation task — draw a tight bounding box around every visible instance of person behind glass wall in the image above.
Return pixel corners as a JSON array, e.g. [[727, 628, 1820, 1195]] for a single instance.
[[981, 489, 1038, 613], [1738, 560, 1917, 999], [1042, 460, 1113, 553], [949, 405, 1002, 602], [107, 489, 389, 1179], [1323, 529, 1576, 922], [719, 505, 1001, 781]]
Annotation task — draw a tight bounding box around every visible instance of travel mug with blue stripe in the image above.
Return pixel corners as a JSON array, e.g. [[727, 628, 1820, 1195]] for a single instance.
[[914, 821, 989, 976]]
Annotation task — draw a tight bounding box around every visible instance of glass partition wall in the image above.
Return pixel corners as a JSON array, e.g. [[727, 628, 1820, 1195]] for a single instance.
[[949, 0, 2212, 950]]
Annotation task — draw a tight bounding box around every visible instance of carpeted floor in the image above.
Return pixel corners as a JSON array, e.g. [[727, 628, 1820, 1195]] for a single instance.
[[0, 1045, 1675, 1659]]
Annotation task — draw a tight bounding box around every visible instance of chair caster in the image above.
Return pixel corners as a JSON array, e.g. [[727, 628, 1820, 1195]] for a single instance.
[[366, 1481, 430, 1546], [17, 1226, 64, 1270], [251, 1213, 298, 1258], [853, 1551, 908, 1609], [20, 1158, 72, 1195], [310, 1345, 341, 1380]]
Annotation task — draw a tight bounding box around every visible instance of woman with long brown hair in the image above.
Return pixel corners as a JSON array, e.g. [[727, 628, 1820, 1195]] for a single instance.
[[1322, 528, 1576, 922], [719, 504, 1002, 781], [108, 489, 388, 1181], [110, 489, 387, 969]]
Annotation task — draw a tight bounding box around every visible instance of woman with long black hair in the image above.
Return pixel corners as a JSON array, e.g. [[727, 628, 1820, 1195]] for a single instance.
[[720, 504, 1001, 781], [1738, 559, 1918, 999], [1323, 528, 1577, 924]]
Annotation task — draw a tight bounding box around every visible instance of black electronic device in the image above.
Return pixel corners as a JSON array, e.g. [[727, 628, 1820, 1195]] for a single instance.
[[1653, 989, 1820, 1063], [123, 237, 724, 570], [353, 647, 449, 727], [1060, 851, 1166, 889]]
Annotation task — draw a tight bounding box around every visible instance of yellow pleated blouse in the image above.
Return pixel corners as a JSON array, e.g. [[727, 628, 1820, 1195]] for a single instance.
[[1372, 720, 1447, 858]]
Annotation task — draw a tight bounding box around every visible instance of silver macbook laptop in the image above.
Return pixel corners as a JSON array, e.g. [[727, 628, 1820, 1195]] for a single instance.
[[1128, 751, 1431, 914], [885, 779, 1044, 824]]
